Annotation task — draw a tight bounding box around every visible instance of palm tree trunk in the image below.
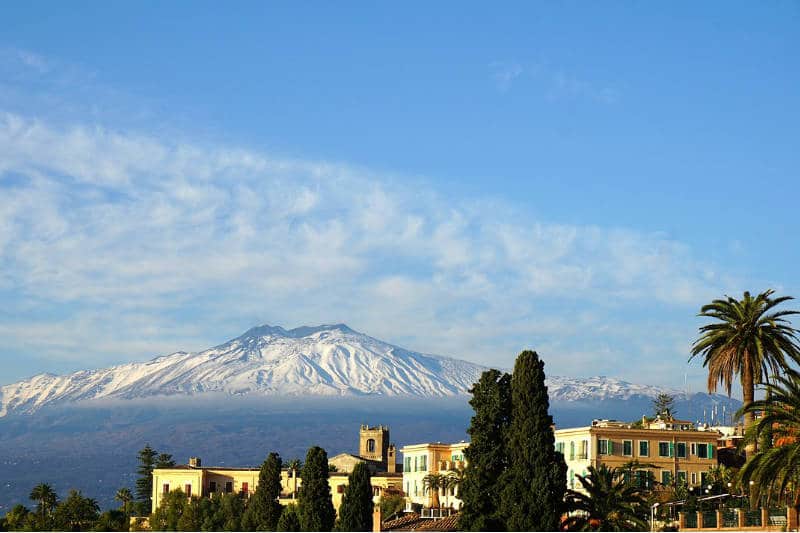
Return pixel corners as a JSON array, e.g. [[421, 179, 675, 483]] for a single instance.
[[743, 360, 757, 456]]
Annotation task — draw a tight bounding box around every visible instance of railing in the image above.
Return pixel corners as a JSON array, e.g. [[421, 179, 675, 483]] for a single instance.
[[768, 508, 787, 527], [684, 511, 698, 528], [744, 509, 761, 527], [420, 508, 454, 520], [701, 511, 717, 528], [721, 509, 737, 528]]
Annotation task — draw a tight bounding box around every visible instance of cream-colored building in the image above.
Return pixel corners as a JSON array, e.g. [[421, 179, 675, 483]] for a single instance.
[[151, 425, 403, 514], [554, 418, 721, 493], [400, 441, 468, 509]]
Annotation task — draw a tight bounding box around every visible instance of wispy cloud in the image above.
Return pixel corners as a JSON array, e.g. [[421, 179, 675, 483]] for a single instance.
[[0, 111, 738, 385]]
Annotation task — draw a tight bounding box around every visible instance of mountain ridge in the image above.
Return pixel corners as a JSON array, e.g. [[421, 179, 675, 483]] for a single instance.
[[0, 323, 737, 418]]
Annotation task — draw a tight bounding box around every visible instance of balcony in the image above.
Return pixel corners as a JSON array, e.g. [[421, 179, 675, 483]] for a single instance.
[[420, 508, 456, 520]]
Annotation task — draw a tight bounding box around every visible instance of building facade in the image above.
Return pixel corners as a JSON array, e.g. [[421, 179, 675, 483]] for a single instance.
[[151, 425, 403, 515], [554, 418, 721, 493], [400, 441, 468, 509]]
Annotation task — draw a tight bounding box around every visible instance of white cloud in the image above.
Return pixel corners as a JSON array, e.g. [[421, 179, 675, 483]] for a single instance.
[[490, 61, 524, 93], [0, 112, 738, 387]]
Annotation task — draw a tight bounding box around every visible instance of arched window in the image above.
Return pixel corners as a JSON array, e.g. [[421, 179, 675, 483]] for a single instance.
[[367, 438, 376, 453]]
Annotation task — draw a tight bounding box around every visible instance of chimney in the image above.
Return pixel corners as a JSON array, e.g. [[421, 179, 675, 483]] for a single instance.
[[373, 505, 382, 532], [189, 457, 202, 467]]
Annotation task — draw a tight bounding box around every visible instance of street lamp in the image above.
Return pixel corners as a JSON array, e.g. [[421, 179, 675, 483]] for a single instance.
[[651, 503, 660, 532]]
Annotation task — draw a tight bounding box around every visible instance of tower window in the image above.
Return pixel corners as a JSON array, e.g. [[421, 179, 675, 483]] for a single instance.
[[367, 439, 376, 453]]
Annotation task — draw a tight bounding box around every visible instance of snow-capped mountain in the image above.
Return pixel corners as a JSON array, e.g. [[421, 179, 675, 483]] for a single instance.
[[0, 323, 735, 418]]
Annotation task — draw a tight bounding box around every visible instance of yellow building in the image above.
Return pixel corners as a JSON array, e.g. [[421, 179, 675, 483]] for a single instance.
[[151, 426, 404, 514], [554, 417, 721, 493], [400, 441, 468, 509]]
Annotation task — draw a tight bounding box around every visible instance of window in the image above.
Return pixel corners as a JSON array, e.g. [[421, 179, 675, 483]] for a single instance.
[[185, 484, 192, 498], [404, 457, 411, 472], [676, 442, 687, 458], [598, 439, 610, 455], [337, 485, 345, 494], [639, 440, 649, 457], [162, 483, 170, 495], [701, 472, 708, 486], [658, 442, 671, 457], [697, 443, 708, 459], [690, 443, 696, 456], [209, 481, 217, 493], [225, 482, 233, 493], [405, 482, 409, 495], [691, 472, 697, 485], [677, 471, 687, 484], [569, 441, 575, 460], [579, 440, 589, 459], [623, 440, 633, 456], [414, 481, 418, 496], [419, 455, 428, 472], [636, 471, 650, 489], [242, 482, 249, 496], [661, 471, 672, 485], [555, 442, 565, 455], [414, 456, 418, 471], [367, 439, 376, 453], [569, 470, 574, 490]]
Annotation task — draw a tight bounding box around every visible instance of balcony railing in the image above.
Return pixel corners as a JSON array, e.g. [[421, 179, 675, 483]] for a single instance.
[[420, 508, 455, 520]]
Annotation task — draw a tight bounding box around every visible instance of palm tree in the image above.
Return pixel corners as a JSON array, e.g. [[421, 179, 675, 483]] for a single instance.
[[29, 483, 58, 527], [115, 487, 133, 520], [738, 368, 800, 509], [287, 458, 302, 499], [422, 473, 446, 509], [691, 289, 800, 453], [563, 465, 648, 531], [446, 465, 466, 509]]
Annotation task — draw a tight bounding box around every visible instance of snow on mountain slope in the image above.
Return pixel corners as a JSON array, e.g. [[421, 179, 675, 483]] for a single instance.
[[0, 324, 485, 416], [0, 323, 728, 417]]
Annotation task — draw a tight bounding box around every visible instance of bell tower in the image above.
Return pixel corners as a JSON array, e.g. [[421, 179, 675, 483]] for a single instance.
[[359, 424, 390, 466]]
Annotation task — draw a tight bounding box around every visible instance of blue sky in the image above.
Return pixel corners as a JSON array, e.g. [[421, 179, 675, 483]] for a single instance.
[[0, 2, 798, 393]]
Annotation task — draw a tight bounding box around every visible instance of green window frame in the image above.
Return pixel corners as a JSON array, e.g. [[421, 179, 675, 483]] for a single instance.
[[598, 439, 609, 455], [661, 471, 672, 485], [623, 440, 633, 456], [639, 440, 649, 457], [404, 457, 411, 471], [658, 441, 671, 457], [697, 443, 708, 459], [570, 441, 575, 460], [676, 442, 687, 458], [677, 471, 687, 483]]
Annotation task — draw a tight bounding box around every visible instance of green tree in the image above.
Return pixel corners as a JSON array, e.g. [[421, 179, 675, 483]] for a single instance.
[[277, 504, 301, 532], [563, 465, 648, 531], [298, 446, 335, 532], [457, 369, 512, 531], [53, 489, 100, 532], [287, 458, 302, 499], [738, 367, 800, 510], [378, 494, 405, 521], [499, 350, 567, 531], [150, 489, 187, 531], [155, 453, 176, 468], [242, 452, 283, 531], [92, 510, 127, 532], [652, 393, 676, 420], [217, 493, 246, 531], [135, 444, 158, 515], [176, 497, 202, 531], [115, 487, 134, 523], [29, 482, 58, 529], [335, 462, 373, 532], [3, 505, 30, 531], [691, 290, 800, 454], [421, 473, 446, 509]]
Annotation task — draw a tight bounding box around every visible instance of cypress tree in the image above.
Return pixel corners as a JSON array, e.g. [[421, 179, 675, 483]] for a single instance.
[[135, 444, 158, 515], [242, 452, 283, 531], [335, 462, 373, 532], [298, 446, 335, 531], [499, 350, 566, 531], [277, 504, 301, 532], [458, 369, 512, 531]]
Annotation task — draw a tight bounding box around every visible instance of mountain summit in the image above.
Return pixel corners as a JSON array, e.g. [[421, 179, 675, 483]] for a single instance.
[[0, 324, 486, 416], [0, 323, 739, 419]]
